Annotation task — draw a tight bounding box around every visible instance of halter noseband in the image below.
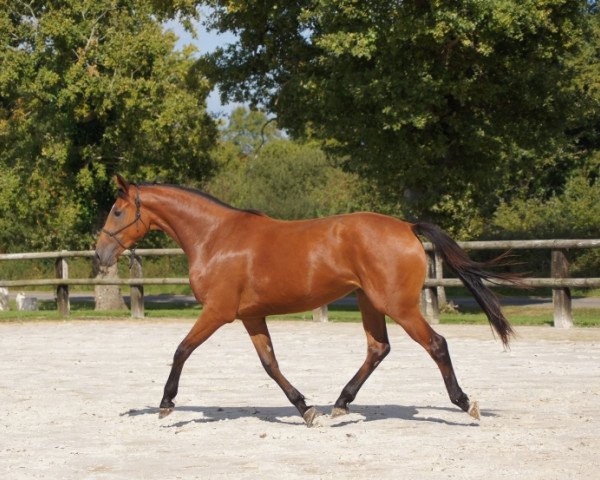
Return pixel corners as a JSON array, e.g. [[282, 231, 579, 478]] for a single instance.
[[101, 186, 148, 260]]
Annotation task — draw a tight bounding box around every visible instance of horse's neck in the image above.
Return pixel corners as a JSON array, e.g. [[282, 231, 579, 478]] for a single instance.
[[142, 187, 232, 259]]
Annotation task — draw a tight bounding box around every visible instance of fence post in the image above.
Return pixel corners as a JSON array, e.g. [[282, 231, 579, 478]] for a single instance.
[[312, 305, 328, 322], [422, 251, 440, 324], [55, 252, 70, 316], [551, 249, 573, 328], [434, 250, 447, 308], [129, 254, 144, 319]]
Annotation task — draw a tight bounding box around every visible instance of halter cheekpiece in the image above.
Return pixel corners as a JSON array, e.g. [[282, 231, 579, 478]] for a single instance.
[[101, 185, 148, 266]]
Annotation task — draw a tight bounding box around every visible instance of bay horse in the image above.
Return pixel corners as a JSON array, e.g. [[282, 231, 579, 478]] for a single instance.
[[95, 175, 517, 426]]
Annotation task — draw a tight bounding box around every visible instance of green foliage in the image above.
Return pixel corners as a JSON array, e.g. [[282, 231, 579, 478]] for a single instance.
[[206, 108, 374, 219], [237, 139, 360, 219], [221, 107, 283, 154], [492, 161, 600, 275], [1, 1, 598, 254], [199, 0, 590, 233], [0, 0, 217, 252], [492, 8, 600, 209], [493, 169, 600, 240], [2, 302, 599, 326]]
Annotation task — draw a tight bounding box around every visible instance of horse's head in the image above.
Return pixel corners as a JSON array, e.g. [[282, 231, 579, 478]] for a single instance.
[[95, 174, 150, 267]]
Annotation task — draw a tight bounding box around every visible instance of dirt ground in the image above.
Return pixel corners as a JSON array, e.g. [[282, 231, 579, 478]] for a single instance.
[[1, 320, 599, 479]]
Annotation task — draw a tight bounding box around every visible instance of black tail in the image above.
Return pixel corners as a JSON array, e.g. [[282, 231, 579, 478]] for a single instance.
[[412, 222, 520, 347]]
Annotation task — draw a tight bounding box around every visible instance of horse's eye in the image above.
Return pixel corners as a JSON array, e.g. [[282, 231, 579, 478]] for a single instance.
[[114, 210, 122, 217]]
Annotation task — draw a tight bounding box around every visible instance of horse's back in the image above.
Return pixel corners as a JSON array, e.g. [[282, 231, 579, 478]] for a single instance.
[[252, 211, 426, 274]]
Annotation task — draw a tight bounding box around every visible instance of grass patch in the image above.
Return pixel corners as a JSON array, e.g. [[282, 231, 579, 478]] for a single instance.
[[444, 286, 600, 299], [1, 297, 598, 327], [0, 298, 201, 321], [442, 307, 600, 327]]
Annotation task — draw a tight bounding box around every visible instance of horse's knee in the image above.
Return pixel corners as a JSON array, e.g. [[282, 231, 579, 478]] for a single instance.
[[173, 344, 192, 365]]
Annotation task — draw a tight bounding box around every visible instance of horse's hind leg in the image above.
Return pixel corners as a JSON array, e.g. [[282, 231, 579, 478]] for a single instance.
[[242, 318, 320, 427], [332, 290, 390, 417], [390, 305, 480, 420]]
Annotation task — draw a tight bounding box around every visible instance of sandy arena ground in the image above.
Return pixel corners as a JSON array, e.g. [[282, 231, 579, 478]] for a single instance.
[[1, 320, 600, 479]]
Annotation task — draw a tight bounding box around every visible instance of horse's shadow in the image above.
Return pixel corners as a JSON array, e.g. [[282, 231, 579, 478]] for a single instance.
[[121, 404, 498, 429]]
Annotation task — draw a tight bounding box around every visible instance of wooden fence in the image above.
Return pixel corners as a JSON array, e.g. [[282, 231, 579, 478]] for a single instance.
[[1, 239, 599, 328], [419, 239, 600, 328]]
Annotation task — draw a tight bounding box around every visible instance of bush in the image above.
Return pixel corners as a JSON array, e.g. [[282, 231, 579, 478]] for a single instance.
[[492, 166, 600, 276], [208, 139, 372, 219]]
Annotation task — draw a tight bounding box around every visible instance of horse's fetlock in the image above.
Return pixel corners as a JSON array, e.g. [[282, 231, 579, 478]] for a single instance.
[[451, 392, 470, 412], [338, 388, 356, 405], [288, 389, 306, 408]]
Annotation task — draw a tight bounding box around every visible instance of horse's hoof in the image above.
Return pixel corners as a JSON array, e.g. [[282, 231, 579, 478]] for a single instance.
[[331, 406, 349, 418], [303, 406, 322, 427], [468, 400, 480, 420], [158, 407, 174, 419]]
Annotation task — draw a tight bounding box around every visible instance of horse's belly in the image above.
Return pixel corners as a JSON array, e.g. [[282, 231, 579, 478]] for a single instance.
[[236, 277, 357, 318]]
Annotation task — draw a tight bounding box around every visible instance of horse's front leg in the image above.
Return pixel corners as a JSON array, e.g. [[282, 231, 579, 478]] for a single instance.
[[243, 318, 321, 427], [159, 307, 233, 418]]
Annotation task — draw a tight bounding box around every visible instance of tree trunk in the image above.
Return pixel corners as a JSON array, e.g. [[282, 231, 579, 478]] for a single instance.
[[94, 260, 127, 311]]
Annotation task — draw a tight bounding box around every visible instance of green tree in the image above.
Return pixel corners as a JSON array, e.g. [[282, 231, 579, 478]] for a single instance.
[[206, 107, 278, 207], [198, 0, 589, 236], [488, 6, 599, 242], [221, 106, 282, 155], [0, 0, 217, 252], [492, 162, 600, 240], [491, 159, 600, 275], [237, 139, 367, 219], [206, 108, 372, 218]]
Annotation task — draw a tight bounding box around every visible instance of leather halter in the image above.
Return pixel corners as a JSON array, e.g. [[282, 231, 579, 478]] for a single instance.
[[101, 186, 148, 260]]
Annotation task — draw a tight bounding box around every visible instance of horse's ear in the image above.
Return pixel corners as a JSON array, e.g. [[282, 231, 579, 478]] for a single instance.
[[114, 174, 129, 195]]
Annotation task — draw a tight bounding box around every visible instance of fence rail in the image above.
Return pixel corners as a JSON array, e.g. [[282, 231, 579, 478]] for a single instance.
[[1, 239, 599, 328]]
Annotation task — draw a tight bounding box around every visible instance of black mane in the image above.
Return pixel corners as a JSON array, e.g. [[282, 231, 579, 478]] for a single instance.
[[137, 182, 264, 216]]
